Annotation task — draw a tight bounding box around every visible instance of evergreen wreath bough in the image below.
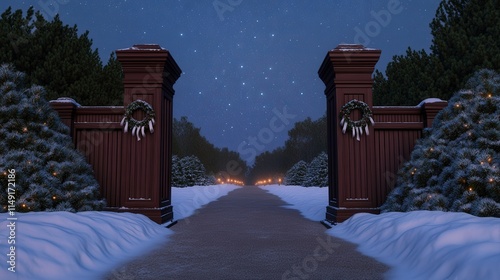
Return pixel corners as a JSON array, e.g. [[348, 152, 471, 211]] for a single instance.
[[339, 99, 375, 141], [120, 100, 155, 141]]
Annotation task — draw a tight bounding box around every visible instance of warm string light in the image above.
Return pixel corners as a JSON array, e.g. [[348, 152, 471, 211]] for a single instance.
[[22, 127, 28, 132]]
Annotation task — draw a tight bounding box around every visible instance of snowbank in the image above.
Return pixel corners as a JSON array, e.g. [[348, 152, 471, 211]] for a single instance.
[[0, 211, 172, 280], [259, 185, 328, 221], [329, 211, 500, 280], [173, 184, 241, 220], [0, 184, 239, 279], [262, 185, 500, 279]]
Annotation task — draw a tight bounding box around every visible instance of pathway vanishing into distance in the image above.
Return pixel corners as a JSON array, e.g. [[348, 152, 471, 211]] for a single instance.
[[106, 186, 389, 280]]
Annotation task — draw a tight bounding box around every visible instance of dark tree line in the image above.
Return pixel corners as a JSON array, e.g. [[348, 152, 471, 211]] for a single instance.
[[248, 115, 327, 183], [173, 116, 248, 182], [0, 7, 123, 105], [374, 0, 500, 106]]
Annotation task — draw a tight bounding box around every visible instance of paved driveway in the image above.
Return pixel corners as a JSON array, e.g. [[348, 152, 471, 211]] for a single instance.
[[106, 186, 389, 279]]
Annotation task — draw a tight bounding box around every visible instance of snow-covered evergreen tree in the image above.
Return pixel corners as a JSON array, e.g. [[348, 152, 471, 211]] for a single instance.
[[0, 64, 105, 212], [382, 69, 500, 217], [303, 152, 328, 187], [179, 155, 208, 186], [171, 155, 186, 187], [284, 160, 308, 185], [205, 175, 216, 186]]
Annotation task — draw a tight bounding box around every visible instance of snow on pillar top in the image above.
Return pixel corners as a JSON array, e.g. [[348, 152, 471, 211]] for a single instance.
[[116, 44, 182, 104], [318, 44, 381, 91]]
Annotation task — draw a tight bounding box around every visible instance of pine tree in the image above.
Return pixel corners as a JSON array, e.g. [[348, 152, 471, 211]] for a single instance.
[[179, 156, 208, 186], [430, 0, 500, 99], [374, 0, 500, 105], [373, 48, 442, 105], [382, 69, 500, 217], [284, 160, 308, 186], [303, 152, 328, 187], [0, 7, 123, 105], [0, 64, 105, 212], [171, 155, 186, 187]]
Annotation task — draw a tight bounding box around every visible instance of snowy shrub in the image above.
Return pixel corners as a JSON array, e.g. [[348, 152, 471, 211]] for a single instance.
[[0, 64, 105, 212], [382, 69, 500, 217], [172, 155, 211, 187], [304, 152, 328, 187], [171, 155, 186, 187], [284, 160, 308, 185]]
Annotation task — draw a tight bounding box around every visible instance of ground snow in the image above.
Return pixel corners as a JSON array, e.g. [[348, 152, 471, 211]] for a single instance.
[[0, 184, 239, 279], [0, 211, 172, 280], [173, 184, 240, 220], [260, 184, 328, 221], [260, 184, 500, 280], [329, 211, 500, 280]]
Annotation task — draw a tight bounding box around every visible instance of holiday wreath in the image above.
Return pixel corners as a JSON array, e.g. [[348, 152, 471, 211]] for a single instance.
[[120, 100, 155, 141], [339, 99, 375, 141]]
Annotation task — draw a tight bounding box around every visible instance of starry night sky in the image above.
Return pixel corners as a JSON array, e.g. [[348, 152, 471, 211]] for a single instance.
[[2, 1, 440, 162]]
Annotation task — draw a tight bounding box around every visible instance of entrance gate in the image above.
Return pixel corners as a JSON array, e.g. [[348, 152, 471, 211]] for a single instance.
[[51, 43, 446, 224]]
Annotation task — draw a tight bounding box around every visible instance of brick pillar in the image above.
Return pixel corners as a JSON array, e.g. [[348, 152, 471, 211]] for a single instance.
[[318, 44, 381, 223], [116, 44, 181, 224]]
